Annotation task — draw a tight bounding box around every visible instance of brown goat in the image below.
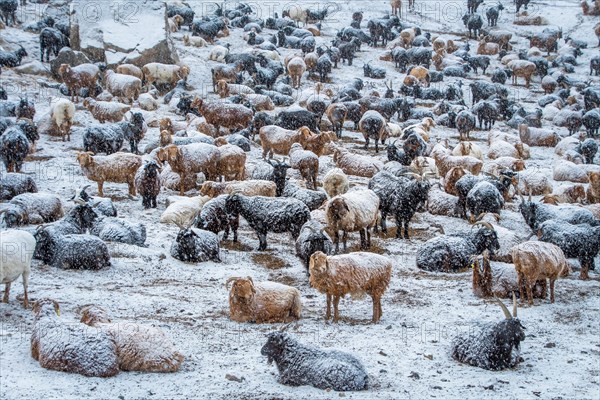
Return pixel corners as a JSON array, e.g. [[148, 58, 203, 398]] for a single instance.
[[444, 166, 469, 195], [163, 144, 220, 195], [303, 131, 335, 157], [192, 98, 253, 135], [76, 152, 141, 197], [58, 63, 100, 103], [587, 171, 600, 203]]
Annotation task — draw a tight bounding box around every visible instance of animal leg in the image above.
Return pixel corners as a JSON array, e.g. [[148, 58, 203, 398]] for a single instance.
[[518, 271, 526, 302], [3, 282, 10, 303], [549, 279, 555, 303], [326, 294, 331, 320], [332, 296, 340, 323], [334, 230, 340, 253], [525, 281, 534, 306], [366, 227, 371, 247], [342, 231, 348, 252], [359, 229, 366, 249], [22, 271, 29, 308], [257, 232, 268, 251], [97, 181, 104, 197]]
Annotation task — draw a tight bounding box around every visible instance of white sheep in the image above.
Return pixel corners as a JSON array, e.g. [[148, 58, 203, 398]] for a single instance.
[[332, 146, 383, 178], [451, 141, 484, 160], [322, 168, 349, 198], [402, 117, 435, 141], [226, 277, 302, 323], [410, 156, 439, 178], [488, 139, 530, 159], [554, 135, 580, 156], [553, 161, 589, 183], [141, 63, 190, 90], [183, 34, 207, 47], [1, 229, 35, 308], [80, 305, 184, 372], [137, 93, 159, 111], [83, 98, 131, 123], [104, 70, 142, 104], [160, 195, 211, 227], [518, 124, 559, 147], [49, 98, 75, 141], [517, 168, 553, 195], [309, 251, 392, 323], [209, 45, 230, 62], [326, 189, 380, 252]]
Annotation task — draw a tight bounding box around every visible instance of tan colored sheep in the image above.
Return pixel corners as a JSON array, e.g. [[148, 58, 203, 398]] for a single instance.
[[508, 60, 537, 87], [289, 143, 318, 190], [259, 125, 313, 159], [80, 305, 184, 372], [287, 56, 307, 89], [199, 180, 276, 198], [163, 143, 220, 195], [587, 171, 600, 203], [309, 251, 392, 323], [322, 168, 349, 198], [512, 241, 570, 305], [519, 124, 559, 147], [216, 143, 246, 181], [115, 64, 144, 81], [141, 63, 190, 91], [83, 98, 131, 123], [226, 277, 302, 323], [160, 195, 211, 226], [76, 152, 142, 197], [434, 152, 483, 177]]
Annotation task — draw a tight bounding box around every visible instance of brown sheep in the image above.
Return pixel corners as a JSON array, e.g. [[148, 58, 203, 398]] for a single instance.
[[76, 152, 142, 197], [58, 63, 100, 103], [434, 152, 483, 177], [259, 125, 313, 159], [215, 80, 254, 98], [289, 143, 319, 190], [163, 143, 220, 195], [304, 52, 319, 77], [326, 103, 347, 138], [408, 65, 430, 86], [444, 166, 469, 195], [309, 251, 392, 323], [141, 63, 190, 91], [216, 143, 246, 181], [80, 305, 184, 372], [287, 56, 307, 89], [477, 41, 500, 55], [226, 277, 302, 323], [390, 0, 402, 16], [518, 124, 559, 147], [332, 146, 383, 178], [192, 98, 254, 135], [115, 64, 144, 81], [512, 241, 570, 306], [200, 180, 276, 198], [211, 64, 242, 92], [587, 171, 600, 203], [83, 98, 131, 123], [508, 60, 537, 87], [303, 131, 335, 157]]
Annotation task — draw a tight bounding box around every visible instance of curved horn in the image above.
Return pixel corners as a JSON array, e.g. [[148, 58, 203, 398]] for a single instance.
[[225, 276, 241, 289], [473, 221, 494, 230], [512, 292, 517, 318], [494, 297, 512, 320]]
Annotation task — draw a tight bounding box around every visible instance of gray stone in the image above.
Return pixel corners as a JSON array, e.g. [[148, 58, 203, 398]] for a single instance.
[[70, 0, 179, 68], [14, 61, 52, 77]]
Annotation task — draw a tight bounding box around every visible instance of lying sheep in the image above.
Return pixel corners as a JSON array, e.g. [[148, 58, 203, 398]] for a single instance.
[[80, 305, 184, 372], [452, 296, 525, 370], [261, 332, 369, 391], [227, 277, 301, 323], [76, 152, 142, 197], [142, 63, 190, 91], [225, 193, 311, 251], [452, 141, 484, 160], [309, 251, 392, 323], [83, 98, 131, 123], [553, 161, 589, 183], [199, 180, 276, 198], [171, 226, 221, 263], [518, 124, 559, 147], [90, 214, 147, 247], [332, 146, 383, 178], [160, 195, 211, 227], [0, 193, 63, 228], [512, 241, 570, 305], [52, 234, 111, 270], [289, 143, 318, 190], [0, 173, 37, 200], [322, 168, 349, 198], [326, 189, 380, 252], [183, 34, 207, 47], [31, 299, 119, 377], [1, 229, 35, 308], [434, 152, 483, 177]]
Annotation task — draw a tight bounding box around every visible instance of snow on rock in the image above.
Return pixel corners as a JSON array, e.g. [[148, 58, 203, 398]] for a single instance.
[[70, 0, 179, 67]]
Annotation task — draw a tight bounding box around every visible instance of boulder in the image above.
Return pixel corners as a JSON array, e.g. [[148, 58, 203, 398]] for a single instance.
[[49, 48, 92, 80], [70, 0, 179, 68], [14, 61, 52, 77]]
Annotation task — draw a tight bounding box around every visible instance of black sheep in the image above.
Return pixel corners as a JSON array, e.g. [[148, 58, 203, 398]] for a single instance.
[[465, 181, 504, 220], [456, 110, 476, 140], [295, 220, 333, 270], [224, 194, 311, 251], [194, 195, 239, 241], [136, 161, 161, 209], [467, 0, 484, 13], [582, 109, 600, 136], [192, 17, 227, 41], [39, 27, 70, 62], [0, 173, 37, 200], [0, 0, 17, 26], [316, 53, 333, 83], [0, 126, 30, 172], [51, 235, 111, 270], [171, 226, 221, 263], [282, 182, 328, 211], [276, 108, 319, 132], [261, 332, 369, 391], [0, 46, 27, 68], [467, 55, 490, 74], [363, 63, 386, 79], [452, 296, 525, 370]]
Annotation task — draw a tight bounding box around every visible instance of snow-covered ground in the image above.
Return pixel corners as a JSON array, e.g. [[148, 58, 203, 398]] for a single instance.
[[1, 0, 599, 399]]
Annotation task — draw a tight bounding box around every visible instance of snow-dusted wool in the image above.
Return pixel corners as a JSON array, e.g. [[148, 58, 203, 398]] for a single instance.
[[332, 145, 383, 178], [326, 189, 380, 252], [104, 70, 142, 104], [537, 220, 600, 280], [51, 234, 111, 270], [90, 215, 147, 247], [170, 227, 221, 263], [0, 125, 30, 172], [295, 219, 333, 270], [416, 224, 500, 272], [518, 196, 599, 231], [192, 195, 239, 241], [0, 172, 37, 200], [31, 299, 119, 377], [224, 194, 311, 251], [200, 180, 276, 198], [76, 152, 142, 197], [162, 143, 220, 195], [282, 182, 328, 211], [322, 168, 349, 198], [1, 229, 35, 308], [160, 195, 211, 227], [227, 278, 302, 323], [451, 297, 525, 371], [289, 143, 319, 190], [134, 161, 161, 209], [259, 125, 313, 159], [1, 192, 63, 228], [80, 306, 184, 372], [465, 181, 504, 220], [261, 332, 369, 391], [309, 251, 392, 323]]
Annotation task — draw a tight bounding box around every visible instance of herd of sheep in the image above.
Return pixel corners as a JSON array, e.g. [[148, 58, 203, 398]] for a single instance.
[[0, 0, 599, 395]]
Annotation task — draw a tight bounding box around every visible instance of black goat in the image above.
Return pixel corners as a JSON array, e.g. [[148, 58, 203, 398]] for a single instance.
[[472, 100, 498, 130], [0, 46, 27, 68], [485, 3, 503, 26], [39, 27, 70, 62], [363, 62, 386, 79], [467, 0, 484, 13], [0, 0, 17, 26], [462, 14, 483, 39], [518, 192, 599, 231], [315, 52, 333, 82]]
